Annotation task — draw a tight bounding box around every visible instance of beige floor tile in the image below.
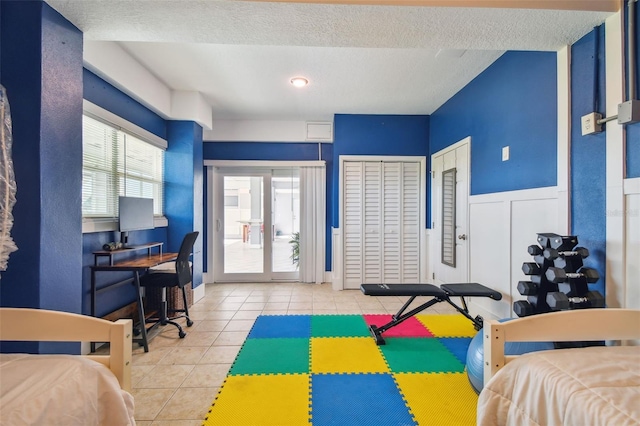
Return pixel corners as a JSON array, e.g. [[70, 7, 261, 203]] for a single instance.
[[262, 309, 288, 315], [204, 310, 236, 320], [133, 347, 173, 365], [132, 388, 176, 421], [181, 363, 231, 388], [212, 330, 249, 346], [158, 347, 208, 365], [289, 301, 313, 310], [264, 301, 289, 310], [231, 310, 262, 320], [239, 302, 266, 310], [199, 345, 241, 364], [132, 365, 155, 387], [151, 420, 203, 426], [135, 364, 194, 389], [193, 320, 228, 332], [222, 319, 255, 331], [178, 331, 220, 347], [155, 387, 219, 421], [214, 302, 243, 311]]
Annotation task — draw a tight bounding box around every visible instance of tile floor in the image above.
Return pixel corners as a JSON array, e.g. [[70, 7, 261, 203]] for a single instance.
[[131, 281, 459, 425]]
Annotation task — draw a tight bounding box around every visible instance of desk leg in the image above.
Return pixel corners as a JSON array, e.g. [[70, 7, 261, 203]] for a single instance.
[[134, 271, 150, 352], [91, 269, 97, 352]]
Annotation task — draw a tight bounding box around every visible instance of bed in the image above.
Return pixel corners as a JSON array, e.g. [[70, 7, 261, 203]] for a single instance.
[[0, 308, 135, 425], [477, 308, 640, 426]]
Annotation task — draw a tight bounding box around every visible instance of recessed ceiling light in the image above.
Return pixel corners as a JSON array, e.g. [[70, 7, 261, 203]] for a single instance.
[[290, 77, 309, 88]]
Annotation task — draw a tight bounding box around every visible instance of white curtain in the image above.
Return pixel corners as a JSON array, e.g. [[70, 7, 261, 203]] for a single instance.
[[299, 165, 326, 284]]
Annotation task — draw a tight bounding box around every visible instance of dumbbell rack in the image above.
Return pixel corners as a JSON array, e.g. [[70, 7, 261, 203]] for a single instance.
[[513, 233, 604, 318]]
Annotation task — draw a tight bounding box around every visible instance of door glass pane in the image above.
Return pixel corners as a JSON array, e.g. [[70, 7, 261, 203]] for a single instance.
[[223, 176, 264, 274], [272, 170, 300, 273], [441, 168, 456, 267]]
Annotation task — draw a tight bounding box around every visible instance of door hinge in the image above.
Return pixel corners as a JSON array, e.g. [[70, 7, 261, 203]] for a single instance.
[[432, 272, 435, 279]]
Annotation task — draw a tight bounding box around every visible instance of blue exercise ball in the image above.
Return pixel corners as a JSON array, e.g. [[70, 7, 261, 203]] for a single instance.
[[466, 319, 555, 394]]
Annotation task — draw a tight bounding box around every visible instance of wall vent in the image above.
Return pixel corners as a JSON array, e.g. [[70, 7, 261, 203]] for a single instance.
[[306, 122, 333, 142]]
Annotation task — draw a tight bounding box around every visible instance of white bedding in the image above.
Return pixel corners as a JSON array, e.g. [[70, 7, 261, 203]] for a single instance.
[[477, 346, 640, 426], [0, 354, 135, 426]]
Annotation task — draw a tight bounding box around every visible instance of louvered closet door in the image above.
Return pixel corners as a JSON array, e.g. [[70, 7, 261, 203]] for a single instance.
[[401, 162, 420, 281], [343, 160, 421, 289], [343, 162, 364, 288]]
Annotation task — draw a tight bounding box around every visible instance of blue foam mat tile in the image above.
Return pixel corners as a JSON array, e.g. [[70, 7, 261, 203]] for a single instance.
[[438, 337, 473, 365], [311, 373, 416, 426], [247, 314, 312, 339]]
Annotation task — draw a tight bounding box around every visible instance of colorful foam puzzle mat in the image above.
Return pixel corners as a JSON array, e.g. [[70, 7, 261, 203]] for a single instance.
[[203, 314, 479, 426]]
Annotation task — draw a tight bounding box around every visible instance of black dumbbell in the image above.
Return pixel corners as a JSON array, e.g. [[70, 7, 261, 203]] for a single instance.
[[517, 281, 538, 295], [545, 267, 599, 284], [527, 245, 542, 256], [522, 262, 541, 275], [543, 247, 589, 260], [546, 291, 605, 310], [537, 233, 578, 251], [553, 255, 584, 271], [558, 280, 589, 297], [513, 300, 534, 317]]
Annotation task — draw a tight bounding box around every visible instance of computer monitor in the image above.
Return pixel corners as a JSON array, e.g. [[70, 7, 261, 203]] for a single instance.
[[118, 196, 155, 246]]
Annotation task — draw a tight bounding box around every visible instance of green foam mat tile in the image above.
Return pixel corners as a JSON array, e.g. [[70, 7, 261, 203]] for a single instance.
[[380, 337, 466, 373], [311, 314, 371, 337], [229, 337, 310, 375]]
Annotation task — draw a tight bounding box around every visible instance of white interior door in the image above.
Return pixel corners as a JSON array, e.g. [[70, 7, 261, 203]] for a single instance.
[[431, 138, 470, 284]]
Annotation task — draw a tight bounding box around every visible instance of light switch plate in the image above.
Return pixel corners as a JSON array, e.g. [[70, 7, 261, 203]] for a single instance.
[[502, 146, 510, 161]]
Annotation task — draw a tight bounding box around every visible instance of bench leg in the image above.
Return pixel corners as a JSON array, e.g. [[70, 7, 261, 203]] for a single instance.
[[444, 296, 484, 330], [369, 296, 443, 345]]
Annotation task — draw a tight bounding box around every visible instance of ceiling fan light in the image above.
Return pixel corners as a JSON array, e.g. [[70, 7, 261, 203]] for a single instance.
[[290, 77, 309, 88]]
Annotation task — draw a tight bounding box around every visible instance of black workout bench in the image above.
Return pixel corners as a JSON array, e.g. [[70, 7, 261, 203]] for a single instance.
[[360, 282, 502, 344]]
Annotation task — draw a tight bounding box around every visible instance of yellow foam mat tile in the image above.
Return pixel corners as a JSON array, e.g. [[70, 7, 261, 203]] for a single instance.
[[311, 337, 389, 374], [394, 372, 478, 426], [203, 374, 311, 426], [416, 314, 477, 337]]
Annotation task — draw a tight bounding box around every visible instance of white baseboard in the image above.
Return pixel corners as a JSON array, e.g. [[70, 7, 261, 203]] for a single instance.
[[193, 282, 206, 303]]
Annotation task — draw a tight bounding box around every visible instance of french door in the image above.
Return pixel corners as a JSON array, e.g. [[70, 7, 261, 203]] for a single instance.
[[212, 167, 300, 282]]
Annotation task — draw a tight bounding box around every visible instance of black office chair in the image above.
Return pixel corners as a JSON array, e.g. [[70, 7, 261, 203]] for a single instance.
[[139, 231, 199, 338]]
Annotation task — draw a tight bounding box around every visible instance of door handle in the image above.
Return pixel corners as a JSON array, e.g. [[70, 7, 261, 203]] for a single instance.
[[458, 234, 467, 240], [216, 219, 222, 231]]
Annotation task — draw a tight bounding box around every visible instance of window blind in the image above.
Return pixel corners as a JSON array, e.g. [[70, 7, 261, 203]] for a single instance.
[[82, 115, 164, 218]]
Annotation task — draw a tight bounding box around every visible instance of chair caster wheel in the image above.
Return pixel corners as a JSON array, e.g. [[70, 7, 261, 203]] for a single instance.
[[179, 331, 186, 338], [187, 320, 194, 327]]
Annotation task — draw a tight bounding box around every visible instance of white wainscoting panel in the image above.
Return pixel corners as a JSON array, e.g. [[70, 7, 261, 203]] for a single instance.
[[624, 178, 640, 310], [466, 187, 560, 321], [332, 227, 343, 290]]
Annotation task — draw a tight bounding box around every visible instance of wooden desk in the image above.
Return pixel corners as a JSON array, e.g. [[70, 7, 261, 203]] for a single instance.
[[91, 249, 178, 352]]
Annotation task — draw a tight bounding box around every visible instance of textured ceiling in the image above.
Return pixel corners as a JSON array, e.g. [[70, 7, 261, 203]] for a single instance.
[[46, 0, 614, 121]]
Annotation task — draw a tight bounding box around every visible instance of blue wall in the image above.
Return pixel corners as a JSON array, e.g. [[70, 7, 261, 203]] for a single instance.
[[332, 114, 430, 229], [84, 69, 166, 140], [570, 28, 607, 297], [626, 2, 640, 178], [430, 51, 557, 196], [166, 121, 204, 287], [1, 1, 84, 353]]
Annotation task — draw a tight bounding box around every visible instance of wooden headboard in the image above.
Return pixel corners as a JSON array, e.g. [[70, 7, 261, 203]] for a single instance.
[[483, 308, 640, 383], [0, 308, 132, 391]]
